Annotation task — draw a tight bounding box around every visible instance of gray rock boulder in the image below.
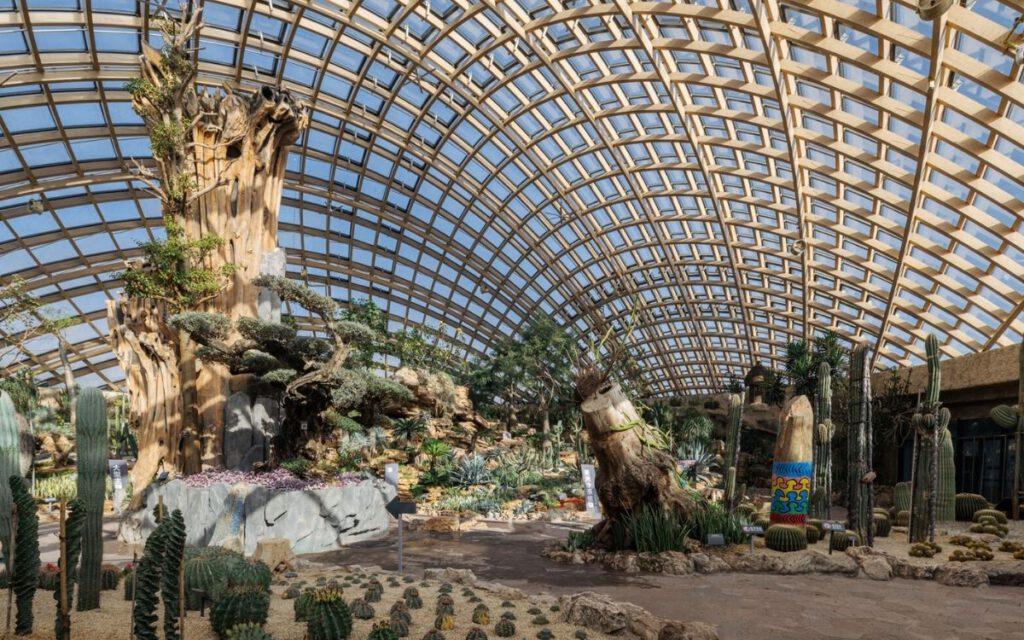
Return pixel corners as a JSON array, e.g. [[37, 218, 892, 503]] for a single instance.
[[934, 562, 989, 587], [120, 477, 396, 555], [224, 393, 282, 471]]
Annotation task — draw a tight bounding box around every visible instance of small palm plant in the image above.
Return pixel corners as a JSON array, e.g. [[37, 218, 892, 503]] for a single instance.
[[421, 440, 450, 471], [393, 416, 428, 445]]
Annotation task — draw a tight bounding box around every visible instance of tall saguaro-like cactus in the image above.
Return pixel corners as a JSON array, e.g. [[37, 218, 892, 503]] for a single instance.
[[723, 393, 743, 511], [811, 362, 834, 519], [989, 335, 1024, 520], [909, 335, 952, 542], [75, 388, 108, 611], [847, 344, 874, 546], [10, 475, 39, 635], [0, 391, 23, 564]]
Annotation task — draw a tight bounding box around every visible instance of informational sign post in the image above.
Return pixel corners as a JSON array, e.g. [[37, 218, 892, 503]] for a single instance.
[[108, 459, 128, 515], [385, 497, 417, 574], [384, 462, 400, 490], [580, 464, 601, 518], [821, 521, 846, 554], [741, 524, 764, 552]]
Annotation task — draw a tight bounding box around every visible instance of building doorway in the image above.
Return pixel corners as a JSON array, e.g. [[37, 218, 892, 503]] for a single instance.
[[952, 417, 1016, 508]]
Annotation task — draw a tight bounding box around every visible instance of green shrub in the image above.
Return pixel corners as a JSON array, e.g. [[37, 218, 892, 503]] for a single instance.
[[565, 529, 594, 552]]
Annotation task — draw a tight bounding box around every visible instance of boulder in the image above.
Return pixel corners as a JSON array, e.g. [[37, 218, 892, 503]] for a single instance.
[[659, 621, 720, 640], [934, 563, 988, 587], [423, 567, 478, 585], [224, 393, 282, 471], [560, 592, 718, 640], [254, 537, 294, 571], [393, 367, 420, 390], [858, 555, 893, 581], [984, 561, 1024, 587], [120, 477, 396, 555]]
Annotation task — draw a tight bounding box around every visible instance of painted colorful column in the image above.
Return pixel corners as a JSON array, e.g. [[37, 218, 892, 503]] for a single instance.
[[771, 395, 814, 526]]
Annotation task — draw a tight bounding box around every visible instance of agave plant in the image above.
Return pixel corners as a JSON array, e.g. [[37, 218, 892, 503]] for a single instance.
[[676, 441, 718, 485], [450, 454, 492, 487]]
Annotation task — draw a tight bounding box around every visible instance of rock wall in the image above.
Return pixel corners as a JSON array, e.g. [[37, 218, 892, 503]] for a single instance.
[[119, 478, 396, 555]]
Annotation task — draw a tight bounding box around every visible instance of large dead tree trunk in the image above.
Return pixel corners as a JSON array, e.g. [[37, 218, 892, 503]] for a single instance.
[[580, 383, 695, 547], [107, 298, 183, 498], [186, 86, 307, 468], [109, 10, 308, 490]]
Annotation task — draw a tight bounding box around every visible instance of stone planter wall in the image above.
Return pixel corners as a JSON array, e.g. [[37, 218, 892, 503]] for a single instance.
[[120, 478, 396, 555]]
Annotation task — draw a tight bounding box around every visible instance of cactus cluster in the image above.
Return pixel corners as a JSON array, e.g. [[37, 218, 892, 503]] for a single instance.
[[369, 621, 398, 640], [949, 547, 994, 562], [764, 524, 807, 552], [307, 586, 352, 640], [968, 515, 1009, 538], [75, 388, 108, 611], [973, 508, 1008, 524], [999, 540, 1023, 553], [908, 541, 942, 558]]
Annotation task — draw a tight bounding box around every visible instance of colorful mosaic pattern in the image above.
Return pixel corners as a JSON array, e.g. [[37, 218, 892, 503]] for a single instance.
[[770, 461, 812, 525]]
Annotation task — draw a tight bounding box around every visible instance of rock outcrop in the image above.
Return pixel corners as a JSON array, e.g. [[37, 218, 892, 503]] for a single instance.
[[119, 477, 396, 555]]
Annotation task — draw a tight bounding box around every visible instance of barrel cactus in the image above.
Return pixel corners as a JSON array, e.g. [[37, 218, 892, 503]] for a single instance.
[[466, 628, 488, 640], [101, 564, 121, 590], [765, 524, 807, 552], [0, 392, 23, 567], [872, 513, 891, 538], [211, 585, 270, 639], [436, 594, 455, 615], [389, 614, 410, 637], [955, 493, 989, 521], [225, 623, 274, 640], [472, 605, 490, 625], [75, 388, 108, 611], [371, 621, 399, 640], [829, 530, 861, 552], [185, 554, 229, 610], [350, 597, 375, 620], [365, 579, 383, 603], [307, 587, 352, 640], [9, 476, 38, 635], [435, 614, 456, 631], [228, 559, 272, 591], [293, 588, 316, 622], [804, 524, 820, 544], [495, 618, 516, 638], [895, 510, 910, 527], [422, 631, 445, 640]]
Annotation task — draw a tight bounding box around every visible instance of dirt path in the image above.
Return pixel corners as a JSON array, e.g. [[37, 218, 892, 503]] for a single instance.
[[309, 521, 1024, 640]]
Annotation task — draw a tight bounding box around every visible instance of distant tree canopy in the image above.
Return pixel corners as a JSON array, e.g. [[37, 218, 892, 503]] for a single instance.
[[784, 330, 847, 399]]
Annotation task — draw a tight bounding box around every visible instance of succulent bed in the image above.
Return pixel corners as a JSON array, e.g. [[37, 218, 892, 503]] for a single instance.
[[0, 564, 613, 640]]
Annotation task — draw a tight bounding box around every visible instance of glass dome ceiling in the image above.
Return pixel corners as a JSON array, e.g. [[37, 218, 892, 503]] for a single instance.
[[1, 0, 1023, 394]]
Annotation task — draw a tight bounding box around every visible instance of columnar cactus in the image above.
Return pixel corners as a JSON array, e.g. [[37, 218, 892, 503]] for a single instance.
[[893, 481, 912, 513], [910, 335, 950, 543], [54, 499, 86, 640], [989, 335, 1023, 520], [936, 426, 956, 522], [811, 362, 834, 520], [9, 476, 39, 635], [162, 510, 187, 640], [75, 387, 108, 611], [0, 391, 23, 560], [133, 519, 166, 640], [847, 344, 874, 546], [723, 393, 743, 511]]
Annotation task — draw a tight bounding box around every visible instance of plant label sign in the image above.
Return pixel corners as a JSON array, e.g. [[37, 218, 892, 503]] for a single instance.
[[108, 459, 128, 515], [821, 521, 846, 532], [581, 464, 601, 518], [384, 462, 399, 489], [741, 524, 764, 535]]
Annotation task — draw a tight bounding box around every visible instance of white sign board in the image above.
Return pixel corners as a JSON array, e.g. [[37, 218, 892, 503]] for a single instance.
[[384, 462, 400, 489], [821, 521, 846, 532], [108, 459, 128, 515], [580, 464, 601, 518]]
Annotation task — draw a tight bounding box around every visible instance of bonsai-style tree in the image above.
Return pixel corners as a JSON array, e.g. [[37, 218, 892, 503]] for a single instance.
[[107, 7, 308, 493], [170, 276, 411, 459]]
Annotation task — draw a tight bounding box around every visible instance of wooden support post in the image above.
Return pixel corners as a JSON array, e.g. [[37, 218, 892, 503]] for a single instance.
[[5, 505, 15, 639], [58, 502, 69, 640]]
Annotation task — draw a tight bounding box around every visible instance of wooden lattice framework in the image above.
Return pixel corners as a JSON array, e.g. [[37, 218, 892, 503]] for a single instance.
[[2, 0, 1024, 395]]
